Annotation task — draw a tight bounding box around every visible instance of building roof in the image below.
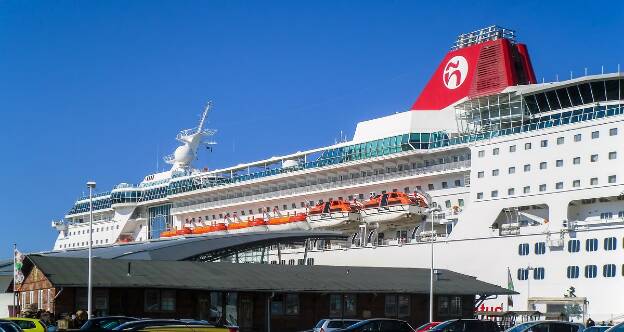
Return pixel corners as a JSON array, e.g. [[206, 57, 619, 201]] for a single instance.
[[27, 255, 515, 296], [0, 275, 13, 293], [41, 231, 346, 261]]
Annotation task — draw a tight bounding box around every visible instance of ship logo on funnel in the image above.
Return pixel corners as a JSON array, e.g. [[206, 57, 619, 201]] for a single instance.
[[443, 56, 468, 89]]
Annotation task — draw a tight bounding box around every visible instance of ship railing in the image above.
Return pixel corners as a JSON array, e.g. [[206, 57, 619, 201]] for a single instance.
[[171, 160, 470, 215]]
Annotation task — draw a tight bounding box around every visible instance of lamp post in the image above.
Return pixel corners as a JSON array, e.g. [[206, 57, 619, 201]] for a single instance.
[[428, 206, 441, 322], [87, 181, 96, 319]]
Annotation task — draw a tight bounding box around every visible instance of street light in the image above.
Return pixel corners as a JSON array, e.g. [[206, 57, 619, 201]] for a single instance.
[[427, 206, 441, 322], [86, 181, 96, 319]]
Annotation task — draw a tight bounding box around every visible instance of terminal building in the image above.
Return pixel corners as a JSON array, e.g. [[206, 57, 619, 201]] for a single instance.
[[9, 232, 515, 332]]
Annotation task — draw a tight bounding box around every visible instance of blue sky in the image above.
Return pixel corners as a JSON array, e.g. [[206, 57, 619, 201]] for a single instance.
[[1, 0, 622, 255]]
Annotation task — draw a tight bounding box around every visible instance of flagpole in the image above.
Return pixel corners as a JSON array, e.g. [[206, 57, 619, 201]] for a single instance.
[[12, 243, 16, 316]]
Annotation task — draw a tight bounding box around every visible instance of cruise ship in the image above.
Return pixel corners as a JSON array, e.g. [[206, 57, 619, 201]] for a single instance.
[[51, 26, 624, 321]]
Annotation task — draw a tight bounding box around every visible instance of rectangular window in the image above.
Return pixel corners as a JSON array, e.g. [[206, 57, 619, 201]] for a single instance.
[[144, 289, 176, 312], [509, 145, 516, 152], [492, 169, 499, 176], [540, 139, 548, 147], [573, 180, 580, 187], [590, 154, 598, 162], [458, 199, 464, 207], [539, 184, 547, 192], [445, 200, 451, 208], [491, 190, 498, 198], [609, 151, 617, 160], [574, 134, 582, 142], [477, 171, 484, 178], [590, 177, 598, 185], [428, 184, 434, 190], [523, 186, 530, 194], [454, 179, 461, 187], [539, 162, 547, 170], [592, 131, 600, 139], [573, 157, 580, 165], [477, 192, 483, 199], [384, 294, 398, 317], [508, 166, 515, 174], [493, 148, 499, 155], [442, 181, 448, 189], [610, 128, 618, 136], [556, 160, 563, 167], [609, 175, 617, 183], [478, 150, 485, 158], [284, 294, 300, 315], [525, 142, 532, 150], [557, 137, 565, 145], [508, 188, 515, 196], [524, 164, 531, 172], [556, 182, 563, 189]]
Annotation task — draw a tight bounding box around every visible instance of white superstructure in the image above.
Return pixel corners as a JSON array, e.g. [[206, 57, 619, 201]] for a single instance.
[[51, 26, 624, 321]]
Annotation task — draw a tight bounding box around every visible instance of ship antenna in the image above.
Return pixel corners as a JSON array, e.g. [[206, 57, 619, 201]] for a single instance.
[[198, 101, 212, 132]]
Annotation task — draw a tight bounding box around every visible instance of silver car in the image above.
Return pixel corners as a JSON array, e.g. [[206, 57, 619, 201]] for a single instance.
[[314, 319, 362, 332]]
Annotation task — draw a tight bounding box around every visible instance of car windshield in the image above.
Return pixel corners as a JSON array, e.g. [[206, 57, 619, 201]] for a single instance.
[[315, 320, 327, 328], [430, 320, 457, 331], [505, 322, 539, 332]]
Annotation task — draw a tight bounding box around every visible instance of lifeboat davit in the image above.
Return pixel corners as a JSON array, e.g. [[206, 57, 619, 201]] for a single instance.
[[307, 200, 361, 229], [266, 213, 310, 231], [360, 192, 426, 224]]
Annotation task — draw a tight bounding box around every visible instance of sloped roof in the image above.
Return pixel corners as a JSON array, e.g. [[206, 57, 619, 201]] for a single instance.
[[27, 255, 515, 296], [40, 231, 346, 261]]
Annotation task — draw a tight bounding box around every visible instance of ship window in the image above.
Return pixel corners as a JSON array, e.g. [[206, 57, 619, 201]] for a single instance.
[[454, 180, 461, 187], [578, 83, 593, 103], [557, 137, 565, 145], [524, 94, 540, 114], [568, 239, 580, 253], [604, 237, 617, 250], [585, 265, 597, 278], [590, 177, 598, 185], [535, 242, 546, 255], [610, 128, 618, 136], [540, 162, 547, 170], [492, 169, 499, 176], [567, 266, 580, 279], [509, 145, 516, 152], [428, 184, 434, 190], [591, 81, 607, 101], [592, 131, 600, 139], [458, 199, 464, 207], [556, 88, 572, 109], [508, 167, 515, 174], [540, 139, 548, 147], [445, 200, 451, 208], [518, 243, 529, 256], [556, 160, 563, 167], [609, 175, 617, 183], [609, 151, 617, 160], [586, 238, 598, 252], [556, 182, 563, 190], [525, 142, 532, 150], [606, 79, 620, 100], [524, 164, 531, 172], [477, 171, 484, 178], [573, 180, 580, 187], [478, 150, 485, 158], [508, 188, 515, 196], [533, 267, 545, 280], [603, 264, 616, 278], [491, 190, 498, 198], [477, 193, 483, 199], [539, 184, 546, 192], [523, 186, 530, 194], [535, 93, 550, 112], [517, 268, 529, 280], [442, 182, 448, 189], [574, 134, 582, 142], [493, 148, 499, 155], [546, 90, 561, 110], [567, 85, 583, 106], [573, 157, 581, 165]]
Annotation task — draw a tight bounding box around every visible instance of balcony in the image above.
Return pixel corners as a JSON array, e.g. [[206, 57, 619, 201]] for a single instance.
[[171, 160, 470, 215]]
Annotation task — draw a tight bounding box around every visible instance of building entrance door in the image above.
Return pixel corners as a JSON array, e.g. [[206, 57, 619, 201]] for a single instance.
[[238, 295, 253, 331]]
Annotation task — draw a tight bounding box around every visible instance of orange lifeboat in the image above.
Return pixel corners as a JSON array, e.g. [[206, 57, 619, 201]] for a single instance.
[[266, 213, 309, 231], [248, 217, 266, 227], [208, 223, 228, 232], [363, 192, 416, 208], [309, 200, 357, 215], [192, 226, 209, 235], [160, 229, 177, 237], [176, 227, 192, 235], [227, 221, 250, 230]]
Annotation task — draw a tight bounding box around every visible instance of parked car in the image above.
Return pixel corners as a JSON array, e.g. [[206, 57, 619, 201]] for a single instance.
[[606, 322, 624, 332], [80, 316, 139, 331], [0, 320, 23, 332], [415, 322, 442, 332], [314, 319, 361, 332], [429, 319, 500, 332], [3, 318, 46, 332], [112, 319, 236, 332], [335, 318, 414, 332], [505, 320, 584, 332], [585, 327, 611, 332]]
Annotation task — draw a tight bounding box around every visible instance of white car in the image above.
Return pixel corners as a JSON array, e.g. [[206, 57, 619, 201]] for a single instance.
[[313, 319, 361, 332]]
